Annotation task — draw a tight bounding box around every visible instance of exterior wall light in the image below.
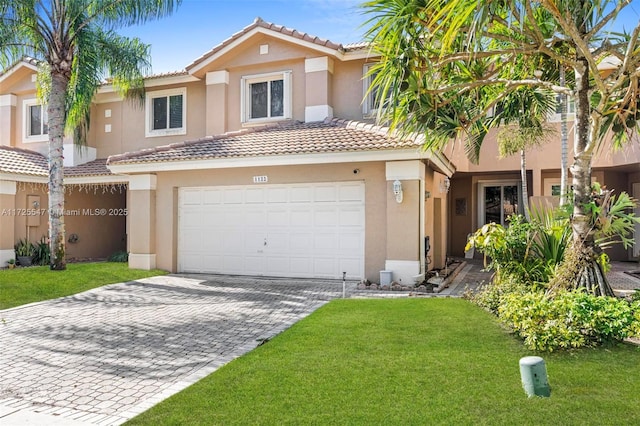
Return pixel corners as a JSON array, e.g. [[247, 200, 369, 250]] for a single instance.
[[393, 179, 403, 203], [440, 176, 451, 194]]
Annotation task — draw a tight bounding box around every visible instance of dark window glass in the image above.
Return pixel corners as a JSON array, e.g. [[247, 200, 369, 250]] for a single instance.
[[169, 95, 183, 129], [484, 186, 501, 225], [153, 97, 167, 130], [30, 105, 42, 136], [270, 79, 284, 117], [251, 82, 268, 119]]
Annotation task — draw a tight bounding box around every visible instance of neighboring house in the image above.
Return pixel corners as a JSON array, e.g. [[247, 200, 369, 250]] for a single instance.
[[0, 18, 638, 283]]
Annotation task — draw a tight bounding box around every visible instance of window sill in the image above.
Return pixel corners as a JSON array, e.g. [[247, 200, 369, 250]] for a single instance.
[[145, 128, 187, 138]]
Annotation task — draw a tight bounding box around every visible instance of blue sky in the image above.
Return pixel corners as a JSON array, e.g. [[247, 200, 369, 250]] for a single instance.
[[120, 0, 365, 74], [120, 0, 640, 75]]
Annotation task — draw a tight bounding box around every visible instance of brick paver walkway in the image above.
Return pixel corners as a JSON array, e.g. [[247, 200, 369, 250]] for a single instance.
[[0, 275, 349, 425]]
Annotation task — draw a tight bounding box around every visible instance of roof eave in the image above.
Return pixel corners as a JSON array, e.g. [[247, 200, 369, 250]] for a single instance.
[[107, 148, 446, 174]]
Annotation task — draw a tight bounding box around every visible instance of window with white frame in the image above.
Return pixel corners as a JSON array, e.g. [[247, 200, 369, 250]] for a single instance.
[[548, 94, 576, 122], [362, 64, 379, 117], [241, 71, 291, 123], [145, 87, 186, 137], [23, 99, 48, 142]]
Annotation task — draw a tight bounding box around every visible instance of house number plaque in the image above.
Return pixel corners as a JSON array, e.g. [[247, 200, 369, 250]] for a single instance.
[[253, 176, 268, 183]]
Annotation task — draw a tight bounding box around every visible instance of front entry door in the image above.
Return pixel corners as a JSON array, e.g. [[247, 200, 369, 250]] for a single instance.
[[479, 182, 521, 227]]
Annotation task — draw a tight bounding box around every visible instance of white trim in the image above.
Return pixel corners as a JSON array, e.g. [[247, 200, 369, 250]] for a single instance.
[[0, 94, 17, 107], [241, 71, 292, 123], [108, 148, 435, 174], [98, 74, 199, 95], [22, 98, 48, 143], [384, 260, 421, 285], [66, 175, 128, 185], [0, 249, 15, 266], [0, 180, 17, 195], [206, 70, 229, 85], [386, 160, 425, 181], [188, 27, 344, 75], [305, 105, 333, 122], [362, 63, 378, 117], [145, 87, 187, 138], [129, 174, 157, 191], [0, 173, 44, 183], [305, 57, 334, 74], [0, 173, 128, 185], [0, 61, 38, 84], [129, 253, 156, 270]]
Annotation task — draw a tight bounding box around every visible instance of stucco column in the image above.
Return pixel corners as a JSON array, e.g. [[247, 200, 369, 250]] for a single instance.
[[532, 168, 542, 197], [206, 70, 229, 136], [304, 57, 334, 122], [128, 174, 157, 270], [0, 94, 16, 146], [385, 160, 426, 285], [0, 180, 17, 265]]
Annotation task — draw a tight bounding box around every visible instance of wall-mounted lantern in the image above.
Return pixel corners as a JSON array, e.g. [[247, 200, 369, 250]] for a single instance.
[[393, 179, 403, 203], [439, 176, 451, 194]]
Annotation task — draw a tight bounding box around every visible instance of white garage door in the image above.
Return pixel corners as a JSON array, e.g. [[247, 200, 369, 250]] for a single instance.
[[178, 182, 365, 279]]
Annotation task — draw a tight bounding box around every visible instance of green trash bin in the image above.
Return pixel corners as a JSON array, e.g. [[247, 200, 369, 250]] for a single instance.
[[519, 356, 551, 398]]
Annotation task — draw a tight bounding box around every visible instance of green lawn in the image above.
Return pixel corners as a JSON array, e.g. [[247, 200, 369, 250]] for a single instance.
[[0, 262, 167, 309], [127, 298, 640, 425]]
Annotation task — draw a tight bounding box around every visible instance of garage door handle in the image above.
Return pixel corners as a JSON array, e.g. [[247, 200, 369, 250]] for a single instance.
[[264, 238, 267, 246]]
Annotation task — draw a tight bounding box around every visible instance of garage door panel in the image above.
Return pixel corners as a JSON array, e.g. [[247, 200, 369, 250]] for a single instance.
[[290, 186, 312, 203], [179, 182, 364, 278], [267, 209, 289, 227], [203, 189, 222, 205], [338, 232, 362, 251], [181, 189, 203, 205], [245, 187, 265, 203], [340, 208, 364, 227], [340, 183, 365, 202], [223, 188, 244, 204], [313, 257, 337, 277], [315, 208, 338, 226], [340, 258, 363, 279], [290, 209, 312, 226], [315, 185, 337, 202], [314, 233, 337, 251]]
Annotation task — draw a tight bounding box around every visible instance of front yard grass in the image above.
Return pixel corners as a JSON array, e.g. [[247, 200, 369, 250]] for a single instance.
[[127, 298, 640, 425], [0, 262, 167, 309]]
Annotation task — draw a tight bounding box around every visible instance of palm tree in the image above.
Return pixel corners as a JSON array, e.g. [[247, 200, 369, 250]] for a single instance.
[[0, 0, 182, 270], [363, 0, 640, 295]]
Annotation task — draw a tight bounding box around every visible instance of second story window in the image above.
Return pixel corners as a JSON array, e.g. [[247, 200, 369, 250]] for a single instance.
[[241, 71, 292, 123], [145, 87, 187, 137], [23, 99, 48, 142]]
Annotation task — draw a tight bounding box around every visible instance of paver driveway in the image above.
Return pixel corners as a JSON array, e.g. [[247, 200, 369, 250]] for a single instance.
[[0, 274, 348, 425]]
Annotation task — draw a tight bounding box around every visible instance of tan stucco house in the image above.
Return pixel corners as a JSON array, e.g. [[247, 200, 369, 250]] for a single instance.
[[1, 18, 638, 283]]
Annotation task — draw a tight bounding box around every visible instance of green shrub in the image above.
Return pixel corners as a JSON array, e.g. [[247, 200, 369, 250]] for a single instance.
[[108, 251, 129, 262], [499, 290, 637, 351], [464, 273, 528, 315]]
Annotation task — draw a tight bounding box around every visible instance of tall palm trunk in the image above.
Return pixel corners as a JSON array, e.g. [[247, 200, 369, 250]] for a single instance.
[[570, 57, 613, 296], [521, 150, 530, 221], [48, 72, 68, 270], [559, 67, 568, 206]]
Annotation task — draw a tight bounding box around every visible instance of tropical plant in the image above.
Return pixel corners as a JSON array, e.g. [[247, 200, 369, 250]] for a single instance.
[[363, 0, 640, 295], [0, 0, 182, 270], [14, 239, 35, 257], [32, 236, 51, 266]]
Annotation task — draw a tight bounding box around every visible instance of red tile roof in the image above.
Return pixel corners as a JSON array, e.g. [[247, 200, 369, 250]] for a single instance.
[[0, 146, 114, 178], [107, 118, 423, 165]]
